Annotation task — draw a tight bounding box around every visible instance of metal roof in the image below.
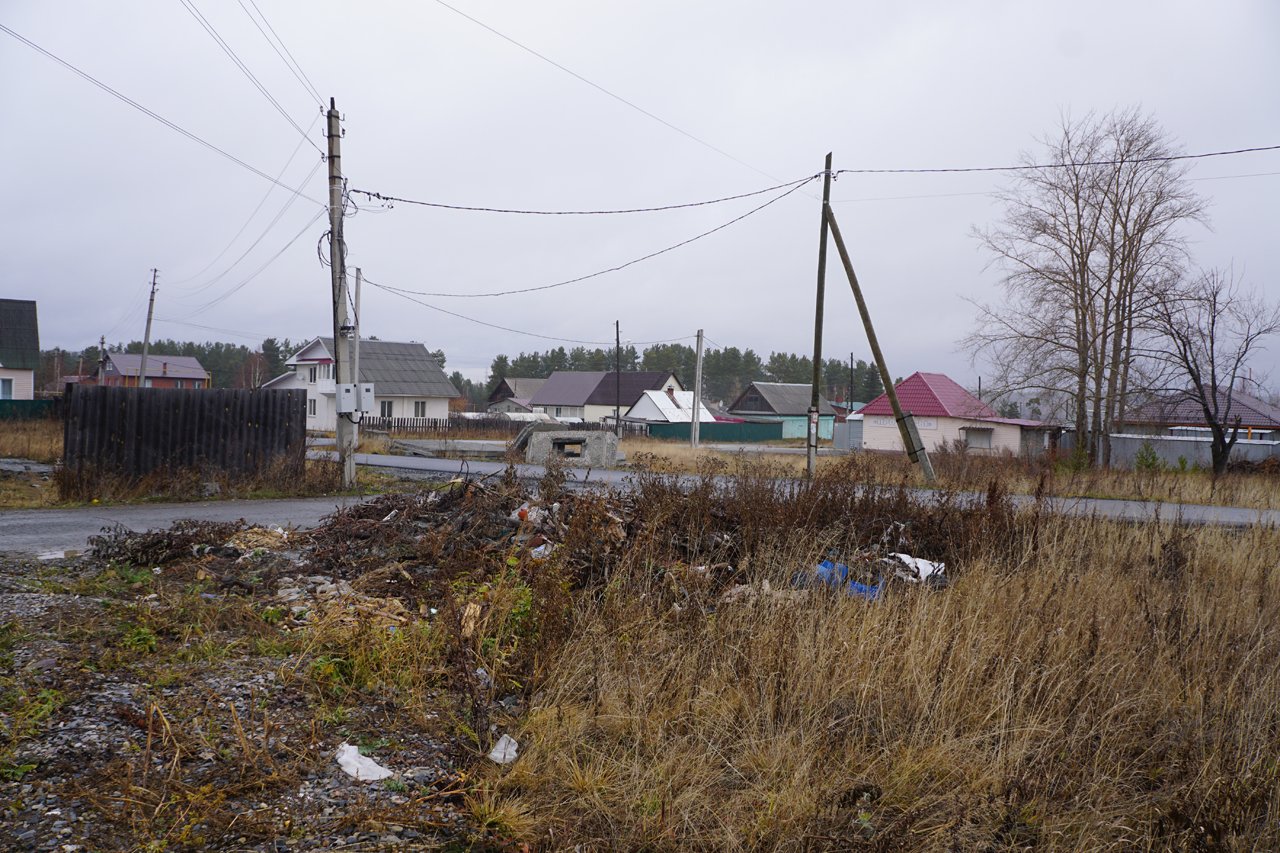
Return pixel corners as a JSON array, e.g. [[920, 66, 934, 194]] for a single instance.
[[584, 372, 678, 406], [106, 353, 208, 380], [1123, 387, 1280, 430], [729, 382, 835, 416], [628, 390, 715, 423], [529, 371, 607, 406], [858, 372, 996, 419], [488, 376, 545, 402], [0, 299, 39, 371], [319, 338, 460, 398]]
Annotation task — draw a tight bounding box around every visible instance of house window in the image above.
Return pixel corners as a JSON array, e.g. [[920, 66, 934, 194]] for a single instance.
[[175, 380, 184, 389], [554, 406, 562, 417], [308, 366, 317, 384], [964, 428, 993, 450], [308, 399, 317, 416], [320, 363, 331, 380], [414, 401, 427, 418], [0, 378, 11, 400], [143, 378, 153, 388], [380, 400, 393, 418]]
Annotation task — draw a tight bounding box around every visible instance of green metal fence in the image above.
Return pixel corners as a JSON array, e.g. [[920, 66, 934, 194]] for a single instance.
[[0, 399, 58, 420], [646, 421, 785, 443]]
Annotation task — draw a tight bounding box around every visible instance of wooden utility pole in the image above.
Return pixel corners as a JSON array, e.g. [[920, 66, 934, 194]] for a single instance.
[[138, 268, 158, 389], [327, 97, 355, 489], [823, 205, 936, 482], [691, 328, 704, 448], [808, 153, 833, 479]]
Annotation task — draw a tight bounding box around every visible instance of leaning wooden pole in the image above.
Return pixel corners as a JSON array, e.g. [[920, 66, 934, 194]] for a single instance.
[[824, 205, 936, 482]]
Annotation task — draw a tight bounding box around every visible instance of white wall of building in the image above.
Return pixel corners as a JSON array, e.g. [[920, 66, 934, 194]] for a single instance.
[[0, 368, 35, 400], [861, 416, 1022, 454]]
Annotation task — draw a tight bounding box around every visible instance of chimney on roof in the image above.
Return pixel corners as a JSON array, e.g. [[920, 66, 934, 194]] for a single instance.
[[666, 385, 678, 406], [162, 361, 168, 376]]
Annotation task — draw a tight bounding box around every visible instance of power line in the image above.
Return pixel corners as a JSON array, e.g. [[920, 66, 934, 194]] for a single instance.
[[430, 0, 786, 184], [350, 174, 816, 216], [237, 0, 324, 105], [152, 318, 271, 342], [376, 177, 817, 300], [169, 113, 324, 286], [178, 0, 322, 152], [0, 23, 325, 202], [833, 144, 1280, 175], [369, 278, 694, 347], [172, 157, 325, 297], [175, 207, 327, 319]]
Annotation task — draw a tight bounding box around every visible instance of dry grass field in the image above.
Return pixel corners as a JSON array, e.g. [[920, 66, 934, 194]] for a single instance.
[[2, 457, 1278, 848], [621, 436, 1280, 510], [0, 419, 61, 464]]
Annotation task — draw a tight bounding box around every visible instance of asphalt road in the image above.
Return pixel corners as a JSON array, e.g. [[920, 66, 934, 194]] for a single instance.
[[0, 495, 367, 556], [2, 453, 1276, 556]]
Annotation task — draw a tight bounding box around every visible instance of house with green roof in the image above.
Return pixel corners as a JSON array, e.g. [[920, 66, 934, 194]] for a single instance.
[[0, 299, 39, 400]]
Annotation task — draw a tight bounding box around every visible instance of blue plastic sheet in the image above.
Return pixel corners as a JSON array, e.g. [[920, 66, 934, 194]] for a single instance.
[[809, 558, 880, 601]]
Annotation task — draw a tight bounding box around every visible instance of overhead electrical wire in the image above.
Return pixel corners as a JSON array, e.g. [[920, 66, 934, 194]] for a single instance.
[[832, 144, 1280, 175], [350, 174, 816, 216], [237, 0, 324, 106], [368, 279, 696, 347], [174, 207, 327, 319], [376, 176, 817, 300], [153, 318, 271, 342], [169, 113, 324, 286], [430, 0, 786, 184], [0, 23, 325, 202], [173, 156, 325, 298], [178, 0, 322, 152]]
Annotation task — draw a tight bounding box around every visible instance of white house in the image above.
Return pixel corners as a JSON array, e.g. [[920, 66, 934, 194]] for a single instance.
[[625, 389, 714, 423], [263, 337, 459, 431], [858, 372, 1050, 455]]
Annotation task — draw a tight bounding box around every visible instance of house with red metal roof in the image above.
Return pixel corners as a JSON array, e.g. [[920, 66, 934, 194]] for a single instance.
[[857, 372, 1053, 455]]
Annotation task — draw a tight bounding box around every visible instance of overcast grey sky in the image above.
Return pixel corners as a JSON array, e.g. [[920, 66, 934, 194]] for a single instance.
[[4, 1, 1278, 386]]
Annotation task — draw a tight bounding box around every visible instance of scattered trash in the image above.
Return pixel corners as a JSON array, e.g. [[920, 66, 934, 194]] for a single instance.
[[475, 667, 493, 689], [382, 509, 400, 523], [335, 742, 393, 781], [810, 558, 881, 601], [530, 543, 553, 559], [488, 734, 519, 765], [889, 553, 946, 585], [461, 602, 482, 638]]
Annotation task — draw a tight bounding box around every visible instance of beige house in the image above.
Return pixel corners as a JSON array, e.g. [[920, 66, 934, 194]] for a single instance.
[[858, 372, 1050, 456], [0, 299, 39, 401], [529, 371, 682, 423]]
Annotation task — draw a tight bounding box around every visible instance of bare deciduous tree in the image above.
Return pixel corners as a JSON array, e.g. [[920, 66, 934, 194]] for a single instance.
[[967, 108, 1205, 466], [1147, 269, 1280, 476]]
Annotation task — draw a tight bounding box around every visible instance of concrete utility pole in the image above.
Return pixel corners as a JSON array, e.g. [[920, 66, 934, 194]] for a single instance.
[[824, 204, 936, 483], [327, 97, 355, 489], [614, 320, 621, 436], [352, 267, 363, 447], [98, 335, 107, 383], [808, 153, 834, 479], [138, 268, 158, 389], [691, 328, 704, 448]]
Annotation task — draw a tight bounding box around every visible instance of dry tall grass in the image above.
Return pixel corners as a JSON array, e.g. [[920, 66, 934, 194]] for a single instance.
[[475, 459, 1280, 850], [622, 437, 1280, 510], [0, 418, 62, 464]]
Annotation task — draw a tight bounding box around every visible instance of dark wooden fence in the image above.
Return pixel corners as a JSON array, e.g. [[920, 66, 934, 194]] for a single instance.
[[63, 386, 306, 478], [361, 415, 648, 438]]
